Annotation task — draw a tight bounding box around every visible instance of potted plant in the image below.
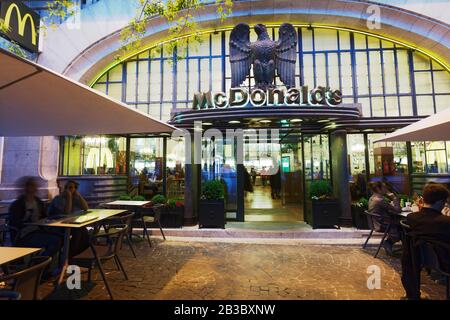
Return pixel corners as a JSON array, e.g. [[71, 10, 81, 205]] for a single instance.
[[160, 198, 184, 228], [118, 194, 145, 201], [351, 197, 370, 229], [305, 180, 341, 229], [151, 194, 166, 206], [118, 194, 132, 201], [198, 179, 225, 228]]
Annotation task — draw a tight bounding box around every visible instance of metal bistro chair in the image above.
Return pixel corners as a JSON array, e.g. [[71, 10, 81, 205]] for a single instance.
[[0, 256, 52, 300], [399, 219, 411, 242], [133, 203, 166, 247], [417, 239, 450, 300], [400, 220, 450, 300], [0, 212, 13, 246], [0, 224, 6, 245], [95, 212, 137, 258], [70, 223, 130, 300], [362, 210, 393, 258]]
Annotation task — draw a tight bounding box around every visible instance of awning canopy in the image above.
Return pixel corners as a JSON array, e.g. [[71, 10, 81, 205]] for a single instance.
[[375, 108, 450, 143], [0, 48, 177, 136]]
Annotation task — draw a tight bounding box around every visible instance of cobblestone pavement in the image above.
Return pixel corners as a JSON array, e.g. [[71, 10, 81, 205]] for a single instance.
[[41, 239, 447, 300]]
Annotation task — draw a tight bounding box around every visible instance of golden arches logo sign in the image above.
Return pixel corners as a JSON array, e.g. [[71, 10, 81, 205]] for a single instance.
[[0, 1, 40, 52]]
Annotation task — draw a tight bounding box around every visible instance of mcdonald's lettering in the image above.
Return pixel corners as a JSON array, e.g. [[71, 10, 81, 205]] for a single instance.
[[0, 1, 40, 52]]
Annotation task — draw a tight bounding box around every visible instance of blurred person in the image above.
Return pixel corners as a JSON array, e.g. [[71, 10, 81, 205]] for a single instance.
[[261, 167, 267, 187], [8, 177, 62, 259], [269, 167, 281, 199], [401, 183, 450, 300], [250, 167, 257, 186], [243, 167, 253, 195], [48, 180, 88, 216], [47, 180, 90, 257], [368, 181, 402, 255]]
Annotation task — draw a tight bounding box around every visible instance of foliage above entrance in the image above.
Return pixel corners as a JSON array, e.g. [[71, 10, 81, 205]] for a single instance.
[[119, 0, 233, 60], [14, 0, 232, 60]]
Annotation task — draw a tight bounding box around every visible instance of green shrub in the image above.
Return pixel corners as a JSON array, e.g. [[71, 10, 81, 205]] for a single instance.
[[310, 180, 333, 200], [201, 180, 225, 200], [151, 194, 166, 204], [132, 195, 146, 201], [118, 194, 131, 201], [167, 198, 184, 207], [356, 197, 369, 208]]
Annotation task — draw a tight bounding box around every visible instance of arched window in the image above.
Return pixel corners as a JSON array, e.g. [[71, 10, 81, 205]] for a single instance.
[[91, 25, 450, 120]]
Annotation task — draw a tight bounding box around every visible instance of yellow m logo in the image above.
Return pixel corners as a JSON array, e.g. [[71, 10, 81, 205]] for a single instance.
[[3, 3, 37, 45]]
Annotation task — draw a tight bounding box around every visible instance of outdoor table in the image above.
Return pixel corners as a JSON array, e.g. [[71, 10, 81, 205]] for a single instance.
[[0, 247, 41, 266], [105, 200, 151, 208], [27, 209, 126, 286], [103, 200, 155, 244]]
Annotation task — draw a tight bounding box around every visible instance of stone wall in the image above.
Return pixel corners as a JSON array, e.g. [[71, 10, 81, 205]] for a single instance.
[[0, 136, 59, 200]]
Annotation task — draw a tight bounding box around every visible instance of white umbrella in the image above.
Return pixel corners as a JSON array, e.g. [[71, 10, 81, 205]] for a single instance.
[[375, 108, 450, 142], [0, 48, 177, 136]]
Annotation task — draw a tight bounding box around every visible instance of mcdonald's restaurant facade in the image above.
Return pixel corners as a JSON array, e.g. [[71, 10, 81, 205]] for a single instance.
[[0, 0, 449, 227]]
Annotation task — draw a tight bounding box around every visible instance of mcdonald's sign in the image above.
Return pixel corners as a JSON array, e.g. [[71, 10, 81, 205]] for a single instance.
[[0, 1, 40, 52]]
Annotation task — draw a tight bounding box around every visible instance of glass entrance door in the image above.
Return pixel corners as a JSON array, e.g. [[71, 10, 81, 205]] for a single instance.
[[280, 132, 304, 221], [243, 130, 303, 222], [201, 134, 239, 219]]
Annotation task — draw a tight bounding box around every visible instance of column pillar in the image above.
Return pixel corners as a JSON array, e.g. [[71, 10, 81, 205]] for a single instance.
[[183, 131, 200, 226], [330, 130, 352, 226]]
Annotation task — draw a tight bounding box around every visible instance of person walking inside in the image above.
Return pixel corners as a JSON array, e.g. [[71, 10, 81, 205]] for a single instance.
[[250, 167, 257, 186]]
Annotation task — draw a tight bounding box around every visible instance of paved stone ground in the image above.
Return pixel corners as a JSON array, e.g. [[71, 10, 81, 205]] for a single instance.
[[41, 238, 447, 300]]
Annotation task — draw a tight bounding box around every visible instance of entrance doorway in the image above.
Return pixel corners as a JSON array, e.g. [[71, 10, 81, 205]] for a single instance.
[[243, 131, 304, 222], [199, 129, 333, 223]]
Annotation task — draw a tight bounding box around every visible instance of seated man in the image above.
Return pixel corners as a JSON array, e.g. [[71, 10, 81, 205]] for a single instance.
[[368, 181, 402, 255], [8, 177, 61, 258], [401, 183, 450, 300], [48, 180, 90, 257]]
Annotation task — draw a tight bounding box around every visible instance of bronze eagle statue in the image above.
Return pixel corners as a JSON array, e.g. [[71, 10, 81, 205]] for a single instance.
[[229, 23, 297, 91]]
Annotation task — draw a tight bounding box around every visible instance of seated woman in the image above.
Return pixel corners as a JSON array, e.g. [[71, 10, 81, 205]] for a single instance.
[[368, 181, 402, 255], [8, 177, 62, 258], [47, 180, 90, 257]]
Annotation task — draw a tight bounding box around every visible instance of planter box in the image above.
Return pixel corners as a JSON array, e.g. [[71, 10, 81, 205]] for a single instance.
[[351, 205, 370, 230], [198, 200, 225, 229], [306, 199, 340, 229], [160, 206, 184, 228]]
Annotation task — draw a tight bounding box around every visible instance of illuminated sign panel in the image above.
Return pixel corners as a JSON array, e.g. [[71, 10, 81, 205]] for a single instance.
[[0, 1, 40, 52], [192, 86, 343, 110]]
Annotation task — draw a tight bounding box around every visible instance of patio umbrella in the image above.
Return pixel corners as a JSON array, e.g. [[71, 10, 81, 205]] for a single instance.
[[0, 48, 177, 136], [375, 108, 450, 142]]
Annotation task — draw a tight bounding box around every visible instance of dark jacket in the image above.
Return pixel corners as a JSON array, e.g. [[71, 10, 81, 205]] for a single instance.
[[269, 170, 282, 190], [401, 207, 450, 298], [368, 194, 401, 217], [407, 207, 450, 246], [243, 169, 253, 193], [8, 195, 46, 239], [407, 207, 450, 270]]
